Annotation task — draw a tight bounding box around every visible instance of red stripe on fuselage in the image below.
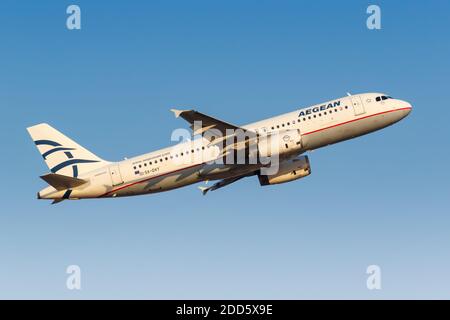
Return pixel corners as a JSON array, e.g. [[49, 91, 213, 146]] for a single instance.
[[99, 162, 204, 197], [99, 107, 411, 198], [302, 107, 411, 136]]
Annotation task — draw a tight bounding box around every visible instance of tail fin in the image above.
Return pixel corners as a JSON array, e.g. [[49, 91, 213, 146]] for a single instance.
[[27, 123, 109, 177]]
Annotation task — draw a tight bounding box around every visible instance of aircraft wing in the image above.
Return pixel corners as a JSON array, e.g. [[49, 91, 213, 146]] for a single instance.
[[170, 108, 252, 140], [198, 172, 257, 195]]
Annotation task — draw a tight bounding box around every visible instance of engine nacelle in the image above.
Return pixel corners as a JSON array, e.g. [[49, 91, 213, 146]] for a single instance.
[[257, 129, 302, 160], [258, 155, 311, 185]]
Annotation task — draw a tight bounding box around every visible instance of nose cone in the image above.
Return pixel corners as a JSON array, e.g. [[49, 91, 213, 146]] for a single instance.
[[396, 100, 412, 120], [403, 101, 412, 117]]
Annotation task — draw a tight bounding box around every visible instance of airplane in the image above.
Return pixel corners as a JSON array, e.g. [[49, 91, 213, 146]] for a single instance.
[[27, 92, 412, 204]]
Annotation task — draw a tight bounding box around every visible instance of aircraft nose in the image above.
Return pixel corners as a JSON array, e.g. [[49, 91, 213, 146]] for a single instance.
[[396, 100, 412, 120], [403, 101, 412, 116], [405, 100, 412, 110]]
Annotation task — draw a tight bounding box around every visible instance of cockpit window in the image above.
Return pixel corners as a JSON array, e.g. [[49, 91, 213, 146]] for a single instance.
[[376, 95, 393, 102]]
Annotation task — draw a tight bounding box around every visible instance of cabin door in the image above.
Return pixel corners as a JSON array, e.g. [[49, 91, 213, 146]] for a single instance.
[[351, 96, 365, 116], [109, 165, 124, 186]]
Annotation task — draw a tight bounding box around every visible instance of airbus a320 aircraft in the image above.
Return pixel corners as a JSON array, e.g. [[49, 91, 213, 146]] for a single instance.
[[27, 93, 411, 204]]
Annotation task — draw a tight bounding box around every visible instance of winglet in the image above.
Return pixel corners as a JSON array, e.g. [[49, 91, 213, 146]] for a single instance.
[[197, 186, 209, 196], [170, 109, 187, 118]]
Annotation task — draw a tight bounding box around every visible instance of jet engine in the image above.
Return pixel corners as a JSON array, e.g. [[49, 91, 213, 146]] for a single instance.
[[258, 155, 311, 185]]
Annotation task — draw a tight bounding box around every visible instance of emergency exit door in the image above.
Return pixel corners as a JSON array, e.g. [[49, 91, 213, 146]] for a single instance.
[[351, 96, 365, 116], [109, 165, 124, 186]]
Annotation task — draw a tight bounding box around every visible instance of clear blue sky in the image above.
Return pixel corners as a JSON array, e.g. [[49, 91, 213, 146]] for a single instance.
[[0, 0, 449, 299]]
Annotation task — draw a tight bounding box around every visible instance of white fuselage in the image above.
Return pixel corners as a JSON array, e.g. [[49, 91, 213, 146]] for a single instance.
[[38, 92, 412, 200]]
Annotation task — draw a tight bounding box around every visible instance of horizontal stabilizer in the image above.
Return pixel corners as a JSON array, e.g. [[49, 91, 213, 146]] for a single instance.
[[40, 173, 87, 191]]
